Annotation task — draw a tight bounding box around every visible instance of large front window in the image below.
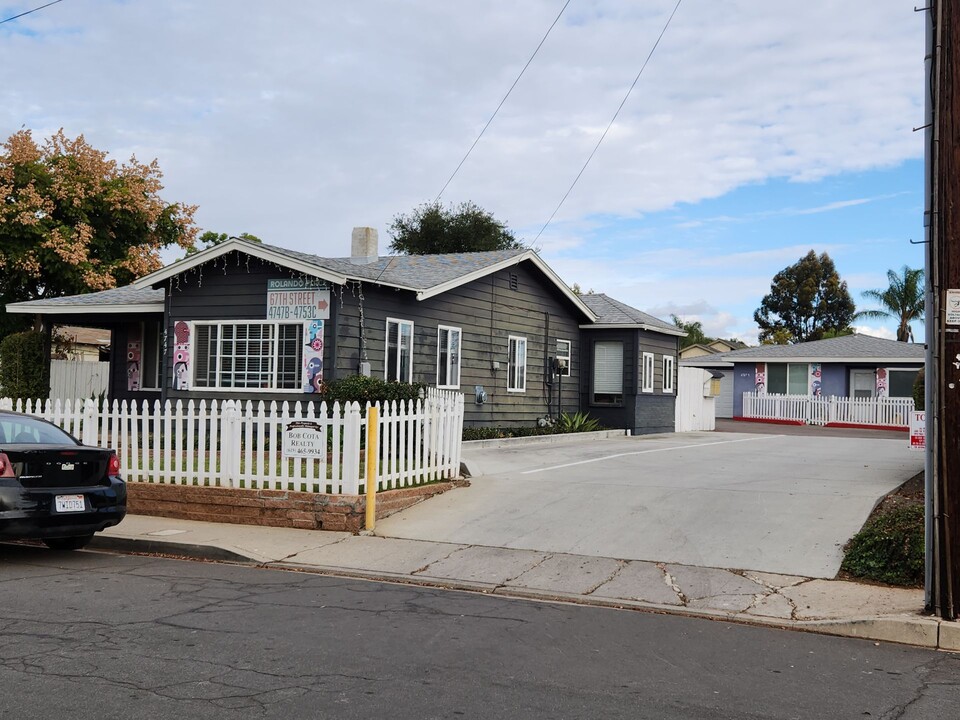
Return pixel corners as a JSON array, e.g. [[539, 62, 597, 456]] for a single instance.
[[386, 318, 414, 382], [437, 326, 461, 389], [768, 363, 808, 395], [193, 321, 302, 390]]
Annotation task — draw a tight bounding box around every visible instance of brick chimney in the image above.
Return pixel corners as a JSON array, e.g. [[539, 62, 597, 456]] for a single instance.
[[350, 227, 379, 265]]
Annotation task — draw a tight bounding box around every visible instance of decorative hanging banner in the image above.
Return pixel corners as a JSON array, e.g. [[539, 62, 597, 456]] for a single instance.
[[754, 363, 766, 394], [126, 334, 141, 391], [267, 278, 330, 320], [876, 367, 888, 397], [809, 362, 822, 396], [173, 321, 192, 390], [302, 319, 324, 393]]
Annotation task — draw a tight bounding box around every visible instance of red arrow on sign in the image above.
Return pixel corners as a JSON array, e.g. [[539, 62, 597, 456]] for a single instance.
[[317, 299, 328, 311]]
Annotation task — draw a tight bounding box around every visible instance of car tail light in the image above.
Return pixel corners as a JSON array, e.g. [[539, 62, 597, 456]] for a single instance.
[[0, 453, 14, 478], [108, 453, 121, 476]]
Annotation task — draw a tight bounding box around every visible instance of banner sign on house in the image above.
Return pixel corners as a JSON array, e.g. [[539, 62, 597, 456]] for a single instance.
[[266, 278, 330, 321], [809, 363, 822, 396], [909, 411, 926, 451], [302, 319, 324, 393], [282, 420, 326, 459]]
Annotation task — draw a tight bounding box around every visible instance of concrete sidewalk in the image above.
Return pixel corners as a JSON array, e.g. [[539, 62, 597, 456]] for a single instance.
[[91, 514, 960, 652]]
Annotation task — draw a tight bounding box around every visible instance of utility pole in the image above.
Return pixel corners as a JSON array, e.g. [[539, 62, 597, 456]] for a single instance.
[[933, 0, 960, 620]]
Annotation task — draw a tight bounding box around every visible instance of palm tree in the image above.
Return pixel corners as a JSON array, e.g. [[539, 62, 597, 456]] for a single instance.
[[855, 266, 924, 342]]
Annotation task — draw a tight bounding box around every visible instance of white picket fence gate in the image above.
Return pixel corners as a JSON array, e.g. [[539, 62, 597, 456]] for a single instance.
[[0, 388, 465, 494], [742, 392, 914, 428]]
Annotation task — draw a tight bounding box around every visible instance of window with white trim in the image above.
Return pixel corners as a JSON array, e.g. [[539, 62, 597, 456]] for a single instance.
[[437, 325, 461, 389], [593, 341, 623, 405], [662, 355, 675, 394], [768, 363, 808, 395], [508, 336, 527, 392], [641, 352, 655, 393], [386, 318, 414, 382], [555, 339, 571, 377], [140, 320, 162, 390], [193, 321, 302, 391]]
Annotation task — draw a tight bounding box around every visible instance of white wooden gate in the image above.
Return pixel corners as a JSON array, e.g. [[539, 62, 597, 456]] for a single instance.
[[675, 367, 716, 432]]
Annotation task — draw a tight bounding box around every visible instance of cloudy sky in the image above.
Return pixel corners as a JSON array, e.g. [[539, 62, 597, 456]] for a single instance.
[[1, 1, 926, 342]]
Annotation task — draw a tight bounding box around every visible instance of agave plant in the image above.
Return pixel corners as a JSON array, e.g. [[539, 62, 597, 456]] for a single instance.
[[556, 411, 601, 433]]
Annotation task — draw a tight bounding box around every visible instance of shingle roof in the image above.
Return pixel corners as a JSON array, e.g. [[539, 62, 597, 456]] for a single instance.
[[579, 293, 681, 334], [7, 286, 164, 312], [694, 333, 924, 363]]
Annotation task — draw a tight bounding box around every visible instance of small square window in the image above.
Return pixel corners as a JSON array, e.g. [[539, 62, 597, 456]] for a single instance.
[[556, 339, 571, 377]]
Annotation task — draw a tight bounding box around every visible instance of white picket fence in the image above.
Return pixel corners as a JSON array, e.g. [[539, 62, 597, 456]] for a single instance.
[[0, 388, 465, 494], [742, 392, 914, 428]]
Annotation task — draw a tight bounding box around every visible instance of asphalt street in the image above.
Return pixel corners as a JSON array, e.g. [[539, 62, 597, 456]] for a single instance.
[[0, 544, 956, 719]]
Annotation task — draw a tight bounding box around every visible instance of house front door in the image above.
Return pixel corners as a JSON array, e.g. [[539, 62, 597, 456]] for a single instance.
[[850, 369, 875, 399]]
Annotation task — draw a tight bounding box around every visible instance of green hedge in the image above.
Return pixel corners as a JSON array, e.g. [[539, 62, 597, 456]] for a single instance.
[[841, 504, 924, 586], [0, 330, 48, 401], [321, 375, 425, 405]]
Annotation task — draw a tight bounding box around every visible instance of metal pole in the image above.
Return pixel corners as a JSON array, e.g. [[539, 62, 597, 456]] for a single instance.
[[924, 0, 937, 611], [365, 406, 379, 532]]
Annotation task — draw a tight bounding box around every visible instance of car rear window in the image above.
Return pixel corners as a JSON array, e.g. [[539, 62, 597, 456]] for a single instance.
[[0, 416, 78, 445]]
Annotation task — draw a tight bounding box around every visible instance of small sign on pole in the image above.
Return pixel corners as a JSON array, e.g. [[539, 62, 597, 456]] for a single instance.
[[947, 289, 960, 325], [909, 410, 926, 451]]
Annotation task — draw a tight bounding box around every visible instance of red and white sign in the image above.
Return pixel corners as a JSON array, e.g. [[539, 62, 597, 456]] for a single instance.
[[909, 411, 925, 451]]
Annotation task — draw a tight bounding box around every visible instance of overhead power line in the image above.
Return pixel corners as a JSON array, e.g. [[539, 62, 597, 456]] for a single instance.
[[435, 0, 572, 202], [1, 0, 65, 25], [532, 0, 684, 244]]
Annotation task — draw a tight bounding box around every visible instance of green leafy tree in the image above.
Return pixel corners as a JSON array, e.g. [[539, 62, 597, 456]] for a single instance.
[[671, 315, 708, 348], [186, 231, 262, 255], [388, 200, 524, 255], [0, 128, 198, 338], [754, 250, 855, 344], [854, 266, 924, 342]]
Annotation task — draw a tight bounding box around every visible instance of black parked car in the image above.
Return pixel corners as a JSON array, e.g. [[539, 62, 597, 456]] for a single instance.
[[0, 411, 126, 550]]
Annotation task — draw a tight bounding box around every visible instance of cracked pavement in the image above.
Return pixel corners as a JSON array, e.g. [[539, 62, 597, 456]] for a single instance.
[[2, 543, 958, 719]]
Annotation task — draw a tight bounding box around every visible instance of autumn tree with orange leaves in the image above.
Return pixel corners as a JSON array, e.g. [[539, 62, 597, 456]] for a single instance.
[[0, 129, 198, 336]]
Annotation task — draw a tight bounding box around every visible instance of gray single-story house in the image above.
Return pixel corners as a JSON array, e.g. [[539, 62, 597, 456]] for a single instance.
[[6, 230, 683, 435], [681, 333, 925, 419]]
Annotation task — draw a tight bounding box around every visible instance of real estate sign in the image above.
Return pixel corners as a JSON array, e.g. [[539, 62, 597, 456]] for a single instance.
[[909, 411, 925, 451], [282, 421, 326, 459], [267, 278, 330, 320]]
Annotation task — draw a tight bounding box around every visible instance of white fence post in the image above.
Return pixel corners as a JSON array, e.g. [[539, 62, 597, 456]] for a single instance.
[[221, 400, 241, 488], [81, 397, 99, 446]]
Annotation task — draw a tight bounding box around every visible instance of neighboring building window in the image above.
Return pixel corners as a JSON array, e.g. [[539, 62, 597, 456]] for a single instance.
[[437, 326, 461, 389], [888, 368, 920, 398], [768, 363, 809, 395], [508, 336, 527, 392], [386, 318, 414, 382], [593, 341, 623, 405], [140, 320, 162, 390], [193, 321, 302, 390], [662, 355, 675, 393], [641, 352, 655, 393], [556, 339, 571, 377]]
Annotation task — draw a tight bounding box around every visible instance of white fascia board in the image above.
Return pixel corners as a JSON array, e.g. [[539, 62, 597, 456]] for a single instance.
[[6, 302, 163, 315], [416, 251, 598, 322], [580, 323, 686, 337], [718, 356, 924, 364], [131, 239, 348, 288], [680, 359, 734, 368]]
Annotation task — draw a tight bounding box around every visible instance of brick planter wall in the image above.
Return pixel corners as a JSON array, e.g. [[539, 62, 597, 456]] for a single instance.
[[127, 480, 469, 533]]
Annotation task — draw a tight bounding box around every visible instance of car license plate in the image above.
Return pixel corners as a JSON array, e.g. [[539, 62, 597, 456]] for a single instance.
[[55, 495, 85, 513]]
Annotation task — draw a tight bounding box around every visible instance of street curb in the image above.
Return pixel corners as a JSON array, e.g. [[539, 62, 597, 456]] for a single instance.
[[89, 535, 254, 564], [89, 535, 953, 651]]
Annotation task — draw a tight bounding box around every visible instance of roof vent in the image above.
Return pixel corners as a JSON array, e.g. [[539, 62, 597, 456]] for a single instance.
[[350, 227, 379, 265], [509, 273, 518, 291]]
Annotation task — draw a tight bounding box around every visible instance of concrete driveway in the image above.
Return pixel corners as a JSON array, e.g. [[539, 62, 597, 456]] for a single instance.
[[375, 431, 923, 579]]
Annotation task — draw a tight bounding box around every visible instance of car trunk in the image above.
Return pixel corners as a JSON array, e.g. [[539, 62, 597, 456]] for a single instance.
[[4, 446, 110, 489]]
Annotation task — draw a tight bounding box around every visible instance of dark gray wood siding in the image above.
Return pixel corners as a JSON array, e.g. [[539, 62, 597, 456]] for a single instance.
[[160, 253, 335, 404], [580, 326, 680, 434], [334, 261, 585, 427], [152, 251, 586, 427]]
